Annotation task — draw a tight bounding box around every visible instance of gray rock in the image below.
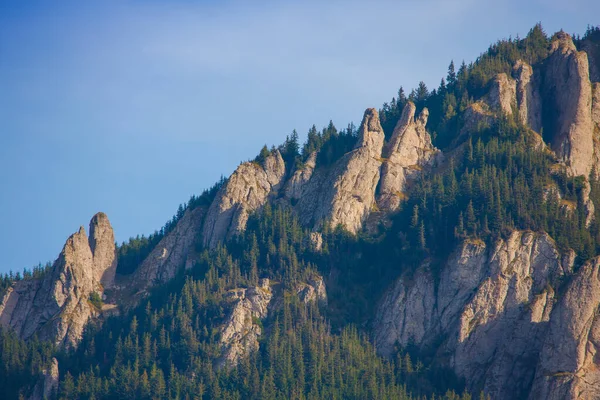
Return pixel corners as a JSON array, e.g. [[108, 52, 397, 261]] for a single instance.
[[529, 257, 600, 400], [0, 213, 117, 348], [284, 152, 317, 201], [133, 207, 205, 288], [89, 212, 117, 288], [486, 73, 517, 116], [374, 231, 575, 399], [298, 108, 384, 233], [217, 279, 273, 368], [203, 151, 285, 248], [378, 102, 440, 211], [541, 32, 595, 177], [513, 60, 542, 132]]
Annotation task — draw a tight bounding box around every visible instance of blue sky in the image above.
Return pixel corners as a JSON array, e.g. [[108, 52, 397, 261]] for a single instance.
[[1, 0, 598, 274]]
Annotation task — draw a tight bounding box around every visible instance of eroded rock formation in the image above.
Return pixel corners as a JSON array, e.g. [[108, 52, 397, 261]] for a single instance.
[[373, 231, 578, 399], [529, 257, 600, 400], [0, 213, 117, 348], [297, 108, 384, 233], [513, 60, 542, 131], [203, 151, 285, 248], [542, 32, 595, 177], [378, 102, 439, 211], [217, 279, 273, 368], [132, 207, 205, 290], [285, 152, 317, 201]]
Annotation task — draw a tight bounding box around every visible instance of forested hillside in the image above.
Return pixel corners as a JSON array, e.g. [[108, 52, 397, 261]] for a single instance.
[[2, 24, 600, 400]]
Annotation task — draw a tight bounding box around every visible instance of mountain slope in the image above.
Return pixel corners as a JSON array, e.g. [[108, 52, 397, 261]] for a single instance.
[[2, 24, 600, 400]]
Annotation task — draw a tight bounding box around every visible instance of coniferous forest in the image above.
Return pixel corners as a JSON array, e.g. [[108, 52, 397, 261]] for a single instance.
[[2, 24, 600, 400]]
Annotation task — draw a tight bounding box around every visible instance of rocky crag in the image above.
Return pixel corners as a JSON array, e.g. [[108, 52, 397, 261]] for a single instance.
[[217, 276, 327, 368], [0, 213, 116, 348], [378, 102, 439, 211], [372, 230, 600, 399]]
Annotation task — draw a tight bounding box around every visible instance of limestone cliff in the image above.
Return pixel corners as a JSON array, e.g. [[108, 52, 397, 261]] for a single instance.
[[373, 231, 581, 399], [217, 276, 327, 368], [132, 207, 205, 290], [378, 102, 439, 211], [203, 151, 285, 248], [513, 60, 542, 132], [541, 32, 595, 178], [217, 279, 273, 368], [529, 257, 600, 400], [0, 213, 117, 348], [297, 108, 384, 233], [284, 152, 317, 201]]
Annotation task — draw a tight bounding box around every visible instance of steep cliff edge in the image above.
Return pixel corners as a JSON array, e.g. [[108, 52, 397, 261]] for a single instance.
[[0, 213, 117, 348], [130, 207, 205, 292], [542, 32, 595, 178], [203, 151, 286, 248], [297, 108, 384, 233], [378, 102, 439, 211], [529, 257, 600, 400], [373, 231, 583, 399]]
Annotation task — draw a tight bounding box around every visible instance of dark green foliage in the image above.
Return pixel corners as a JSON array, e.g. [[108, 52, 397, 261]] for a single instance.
[[380, 23, 550, 149], [302, 121, 358, 167], [48, 204, 472, 400], [0, 328, 55, 399], [2, 23, 599, 400], [89, 292, 103, 310]]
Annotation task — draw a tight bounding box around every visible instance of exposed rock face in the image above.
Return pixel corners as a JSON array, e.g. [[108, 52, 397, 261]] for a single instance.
[[374, 231, 576, 399], [132, 207, 205, 289], [89, 212, 117, 288], [461, 102, 494, 135], [203, 151, 285, 248], [529, 257, 600, 400], [285, 152, 317, 201], [486, 73, 517, 115], [309, 232, 323, 252], [28, 358, 59, 400], [0, 213, 116, 348], [298, 108, 385, 233], [513, 60, 542, 131], [378, 102, 439, 211], [542, 32, 594, 177], [297, 276, 327, 305], [217, 279, 272, 368]]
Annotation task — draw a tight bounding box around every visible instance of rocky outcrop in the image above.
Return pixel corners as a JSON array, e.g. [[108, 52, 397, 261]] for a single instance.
[[486, 73, 517, 116], [541, 32, 595, 177], [297, 276, 327, 305], [285, 152, 317, 201], [297, 108, 385, 233], [529, 257, 600, 400], [28, 358, 59, 400], [0, 213, 117, 348], [217, 279, 273, 368], [88, 212, 117, 288], [203, 151, 285, 248], [374, 231, 577, 399], [378, 102, 439, 211], [132, 207, 205, 290], [513, 60, 542, 132]]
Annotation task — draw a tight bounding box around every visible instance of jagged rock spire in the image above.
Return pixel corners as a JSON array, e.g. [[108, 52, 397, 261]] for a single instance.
[[377, 101, 439, 211]]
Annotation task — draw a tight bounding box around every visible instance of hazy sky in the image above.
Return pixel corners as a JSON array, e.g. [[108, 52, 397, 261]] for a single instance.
[[1, 0, 598, 274]]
